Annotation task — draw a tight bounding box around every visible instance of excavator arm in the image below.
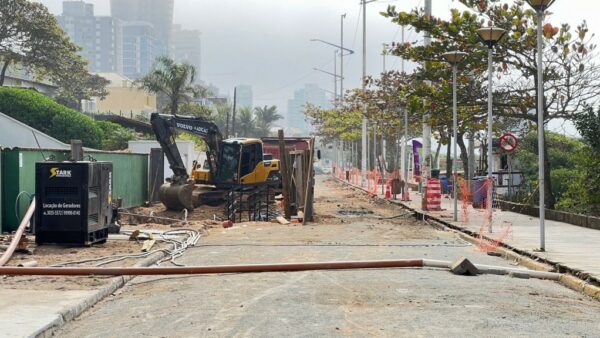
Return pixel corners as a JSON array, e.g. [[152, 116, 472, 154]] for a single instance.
[[150, 113, 224, 210], [150, 113, 223, 182]]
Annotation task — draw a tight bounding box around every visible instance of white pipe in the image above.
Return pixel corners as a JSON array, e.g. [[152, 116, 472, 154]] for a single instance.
[[422, 259, 560, 280]]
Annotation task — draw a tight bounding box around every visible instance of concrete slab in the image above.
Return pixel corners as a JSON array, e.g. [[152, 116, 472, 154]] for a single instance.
[[0, 289, 96, 338]]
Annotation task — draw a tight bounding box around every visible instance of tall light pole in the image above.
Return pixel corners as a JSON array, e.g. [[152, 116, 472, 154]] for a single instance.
[[422, 0, 432, 188], [477, 26, 506, 233], [310, 38, 355, 172], [526, 0, 554, 251], [341, 13, 346, 106], [442, 51, 468, 222], [361, 0, 376, 183]]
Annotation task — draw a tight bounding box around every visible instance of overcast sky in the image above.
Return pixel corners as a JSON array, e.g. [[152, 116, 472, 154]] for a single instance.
[[39, 0, 598, 134]]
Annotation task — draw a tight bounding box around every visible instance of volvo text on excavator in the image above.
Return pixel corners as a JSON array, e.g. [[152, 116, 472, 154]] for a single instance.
[[150, 113, 281, 211]]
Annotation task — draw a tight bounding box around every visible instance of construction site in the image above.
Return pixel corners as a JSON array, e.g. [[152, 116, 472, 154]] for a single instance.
[[4, 0, 600, 336], [2, 129, 600, 336]]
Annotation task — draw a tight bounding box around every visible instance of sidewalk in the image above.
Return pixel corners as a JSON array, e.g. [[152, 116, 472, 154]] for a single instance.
[[363, 182, 600, 281]]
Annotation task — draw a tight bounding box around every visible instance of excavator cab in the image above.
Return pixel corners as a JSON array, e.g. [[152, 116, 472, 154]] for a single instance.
[[214, 139, 280, 187]]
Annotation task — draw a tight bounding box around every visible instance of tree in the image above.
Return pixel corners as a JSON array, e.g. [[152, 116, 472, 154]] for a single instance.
[[0, 0, 108, 108], [236, 107, 256, 137], [383, 0, 600, 208], [55, 71, 110, 110], [213, 103, 231, 135], [138, 56, 210, 115], [254, 105, 282, 137]]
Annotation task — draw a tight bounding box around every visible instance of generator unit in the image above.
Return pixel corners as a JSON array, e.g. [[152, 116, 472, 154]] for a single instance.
[[35, 161, 113, 245]]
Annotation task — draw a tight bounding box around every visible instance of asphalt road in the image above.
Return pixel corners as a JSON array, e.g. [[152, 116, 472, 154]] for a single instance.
[[56, 177, 600, 337]]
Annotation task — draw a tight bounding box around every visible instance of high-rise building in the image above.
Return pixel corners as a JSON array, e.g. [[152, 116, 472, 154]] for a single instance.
[[122, 22, 157, 80], [235, 85, 253, 109], [110, 0, 174, 57], [171, 25, 202, 79], [287, 84, 331, 134], [57, 1, 123, 73]]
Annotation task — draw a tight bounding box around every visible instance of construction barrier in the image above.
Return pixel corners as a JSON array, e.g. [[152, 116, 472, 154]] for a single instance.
[[425, 178, 442, 211]]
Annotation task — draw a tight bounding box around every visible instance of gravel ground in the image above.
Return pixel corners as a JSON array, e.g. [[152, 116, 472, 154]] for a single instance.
[[55, 176, 600, 337]]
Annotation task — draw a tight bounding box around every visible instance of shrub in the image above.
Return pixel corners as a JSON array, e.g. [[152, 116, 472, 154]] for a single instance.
[[0, 87, 102, 148], [0, 87, 135, 150], [97, 121, 136, 150]]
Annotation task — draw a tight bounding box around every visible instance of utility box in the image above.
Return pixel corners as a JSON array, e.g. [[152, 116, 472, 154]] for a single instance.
[[35, 161, 113, 245]]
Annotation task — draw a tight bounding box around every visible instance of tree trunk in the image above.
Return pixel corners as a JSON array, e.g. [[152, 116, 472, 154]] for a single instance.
[[0, 61, 9, 86], [457, 132, 469, 180], [433, 142, 442, 169], [170, 97, 178, 115]]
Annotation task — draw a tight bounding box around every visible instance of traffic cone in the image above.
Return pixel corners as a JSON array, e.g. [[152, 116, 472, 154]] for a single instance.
[[385, 182, 392, 199]]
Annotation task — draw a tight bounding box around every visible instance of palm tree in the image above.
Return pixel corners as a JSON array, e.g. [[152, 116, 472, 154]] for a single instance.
[[138, 56, 207, 115], [254, 105, 282, 137], [236, 106, 255, 137], [214, 103, 231, 136]]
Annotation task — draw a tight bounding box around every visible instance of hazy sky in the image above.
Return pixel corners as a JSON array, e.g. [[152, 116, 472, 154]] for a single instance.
[[38, 0, 599, 134]]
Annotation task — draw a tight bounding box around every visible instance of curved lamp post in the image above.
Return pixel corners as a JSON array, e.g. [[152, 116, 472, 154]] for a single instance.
[[477, 26, 506, 233], [526, 0, 554, 251], [442, 51, 468, 222]]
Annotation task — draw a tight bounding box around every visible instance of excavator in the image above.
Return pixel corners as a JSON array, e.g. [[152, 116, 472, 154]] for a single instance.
[[150, 113, 281, 211]]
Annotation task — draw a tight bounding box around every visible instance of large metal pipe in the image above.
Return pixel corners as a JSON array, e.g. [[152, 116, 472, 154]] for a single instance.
[[0, 259, 424, 276], [0, 198, 35, 266]]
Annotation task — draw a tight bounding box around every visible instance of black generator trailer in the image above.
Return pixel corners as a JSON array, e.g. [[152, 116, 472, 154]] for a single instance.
[[35, 161, 113, 246]]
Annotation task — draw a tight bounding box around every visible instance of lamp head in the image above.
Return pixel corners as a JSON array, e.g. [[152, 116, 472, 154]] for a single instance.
[[442, 51, 468, 64], [525, 0, 555, 11], [477, 26, 507, 48]]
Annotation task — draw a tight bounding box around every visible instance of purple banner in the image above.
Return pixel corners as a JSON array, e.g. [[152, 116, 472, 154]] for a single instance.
[[412, 140, 422, 177]]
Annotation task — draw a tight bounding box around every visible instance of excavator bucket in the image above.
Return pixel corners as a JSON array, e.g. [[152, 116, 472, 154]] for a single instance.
[[158, 183, 195, 211]]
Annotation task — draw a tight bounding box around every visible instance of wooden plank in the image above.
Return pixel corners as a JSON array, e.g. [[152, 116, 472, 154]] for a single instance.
[[293, 153, 305, 210], [278, 129, 292, 219], [303, 138, 315, 225]]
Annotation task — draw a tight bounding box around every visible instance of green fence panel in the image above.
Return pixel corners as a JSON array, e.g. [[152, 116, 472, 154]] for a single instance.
[[89, 151, 148, 208], [1, 148, 148, 232]]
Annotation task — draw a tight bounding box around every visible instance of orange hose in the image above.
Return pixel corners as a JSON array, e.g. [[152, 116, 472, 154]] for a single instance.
[[0, 198, 35, 266], [0, 259, 424, 276]]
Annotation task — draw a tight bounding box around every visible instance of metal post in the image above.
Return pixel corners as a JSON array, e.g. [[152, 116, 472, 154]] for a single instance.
[[452, 63, 458, 222], [333, 50, 338, 107], [422, 0, 432, 187], [341, 13, 345, 106], [486, 47, 494, 233], [468, 132, 475, 180], [361, 0, 368, 185], [373, 122, 377, 172], [401, 26, 409, 201], [537, 9, 546, 251]]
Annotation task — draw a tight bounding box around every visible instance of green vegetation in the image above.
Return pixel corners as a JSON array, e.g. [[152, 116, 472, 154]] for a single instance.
[[0, 0, 109, 109], [138, 57, 210, 115], [307, 0, 600, 213], [0, 87, 135, 150]]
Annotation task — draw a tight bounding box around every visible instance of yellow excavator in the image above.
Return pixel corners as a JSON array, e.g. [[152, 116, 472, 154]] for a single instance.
[[150, 113, 281, 211]]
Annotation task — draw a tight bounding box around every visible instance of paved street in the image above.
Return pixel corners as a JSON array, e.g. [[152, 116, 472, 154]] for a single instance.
[[55, 177, 600, 337]]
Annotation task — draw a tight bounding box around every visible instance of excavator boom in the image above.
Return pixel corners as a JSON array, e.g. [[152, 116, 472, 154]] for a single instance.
[[150, 113, 223, 210]]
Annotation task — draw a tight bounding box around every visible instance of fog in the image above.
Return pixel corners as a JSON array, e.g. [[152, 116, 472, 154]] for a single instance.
[[38, 0, 599, 134]]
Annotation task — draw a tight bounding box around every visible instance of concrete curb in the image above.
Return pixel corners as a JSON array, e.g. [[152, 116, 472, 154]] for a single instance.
[[333, 177, 600, 301], [35, 251, 167, 338]]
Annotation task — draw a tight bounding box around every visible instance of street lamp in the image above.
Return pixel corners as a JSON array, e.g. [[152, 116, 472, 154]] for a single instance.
[[477, 26, 506, 233], [526, 0, 554, 251], [442, 51, 468, 222]]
